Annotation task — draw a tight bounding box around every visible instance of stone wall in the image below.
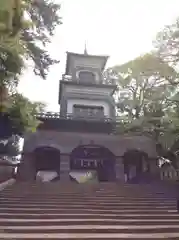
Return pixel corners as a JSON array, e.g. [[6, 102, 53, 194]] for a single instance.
[[23, 130, 157, 157], [0, 165, 14, 183], [16, 130, 157, 182], [17, 153, 36, 181]]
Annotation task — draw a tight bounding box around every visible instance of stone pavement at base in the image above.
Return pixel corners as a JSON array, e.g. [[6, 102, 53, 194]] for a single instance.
[[0, 182, 179, 239]]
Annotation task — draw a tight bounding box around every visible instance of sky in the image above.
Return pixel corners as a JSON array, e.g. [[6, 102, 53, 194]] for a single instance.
[[18, 0, 179, 111]]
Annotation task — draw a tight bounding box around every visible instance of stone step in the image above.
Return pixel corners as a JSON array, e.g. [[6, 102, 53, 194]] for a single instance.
[[0, 203, 176, 211], [1, 187, 171, 192], [1, 195, 174, 201], [0, 195, 175, 201], [2, 189, 172, 192], [1, 224, 179, 234], [1, 182, 179, 239], [0, 204, 176, 212], [1, 189, 170, 192], [2, 191, 168, 195], [1, 212, 178, 219], [0, 212, 179, 220], [3, 190, 171, 194], [4, 185, 159, 188], [0, 232, 179, 239], [0, 199, 176, 206], [3, 187, 166, 190], [8, 187, 169, 190], [0, 208, 176, 214], [0, 201, 175, 206], [1, 218, 179, 226], [5, 184, 162, 188], [3, 193, 169, 197], [0, 193, 172, 197], [0, 198, 175, 203], [3, 187, 167, 190]]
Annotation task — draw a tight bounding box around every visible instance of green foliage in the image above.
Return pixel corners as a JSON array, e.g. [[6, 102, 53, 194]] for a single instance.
[[0, 0, 62, 88], [0, 135, 20, 156], [0, 34, 25, 88], [0, 0, 61, 157], [154, 17, 179, 71], [113, 53, 178, 81], [22, 0, 62, 79], [151, 17, 179, 153], [7, 93, 46, 134], [108, 53, 177, 120], [0, 0, 61, 139], [0, 94, 45, 157], [108, 52, 179, 153]]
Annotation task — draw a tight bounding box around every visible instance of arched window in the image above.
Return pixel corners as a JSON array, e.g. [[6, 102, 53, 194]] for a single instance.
[[78, 71, 96, 83]]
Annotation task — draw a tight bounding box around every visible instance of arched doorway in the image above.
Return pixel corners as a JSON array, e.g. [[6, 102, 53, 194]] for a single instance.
[[33, 146, 61, 179], [123, 149, 149, 182], [70, 144, 116, 182]]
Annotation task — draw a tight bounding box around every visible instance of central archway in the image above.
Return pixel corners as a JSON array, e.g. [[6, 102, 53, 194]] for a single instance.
[[70, 144, 116, 182], [33, 146, 61, 178]]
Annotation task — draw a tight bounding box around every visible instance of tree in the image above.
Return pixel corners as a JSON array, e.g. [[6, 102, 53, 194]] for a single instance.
[[107, 53, 179, 146], [152, 18, 179, 156], [0, 0, 62, 87], [22, 0, 62, 79], [108, 53, 177, 117], [0, 0, 26, 90], [0, 0, 61, 138], [154, 17, 179, 79], [8, 93, 46, 134], [0, 93, 46, 157], [0, 0, 61, 160], [0, 0, 22, 35]]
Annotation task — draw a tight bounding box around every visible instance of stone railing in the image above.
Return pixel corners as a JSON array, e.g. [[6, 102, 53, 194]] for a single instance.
[[35, 112, 114, 122], [160, 168, 179, 181]]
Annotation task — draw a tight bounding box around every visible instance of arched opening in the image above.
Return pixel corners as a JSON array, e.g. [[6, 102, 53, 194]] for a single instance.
[[33, 146, 61, 180], [70, 144, 116, 182], [123, 149, 149, 182]]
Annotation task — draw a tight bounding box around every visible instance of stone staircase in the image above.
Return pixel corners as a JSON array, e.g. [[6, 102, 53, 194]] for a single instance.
[[0, 182, 179, 239]]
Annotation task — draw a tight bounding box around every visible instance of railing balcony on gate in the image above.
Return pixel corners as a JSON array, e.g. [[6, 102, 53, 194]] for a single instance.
[[61, 74, 117, 86], [35, 112, 115, 122], [35, 112, 116, 134]]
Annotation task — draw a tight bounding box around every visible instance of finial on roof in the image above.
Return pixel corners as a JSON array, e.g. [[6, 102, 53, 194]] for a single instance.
[[84, 41, 88, 55]]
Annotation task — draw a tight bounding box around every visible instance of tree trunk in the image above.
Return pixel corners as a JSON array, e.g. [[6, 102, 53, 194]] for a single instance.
[[0, 85, 8, 110]]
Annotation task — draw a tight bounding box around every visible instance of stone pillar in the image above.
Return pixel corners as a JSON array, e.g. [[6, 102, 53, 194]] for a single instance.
[[16, 152, 36, 181], [115, 158, 125, 182], [60, 154, 70, 181]]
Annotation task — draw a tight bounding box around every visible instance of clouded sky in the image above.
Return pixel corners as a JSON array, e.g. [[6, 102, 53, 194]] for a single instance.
[[18, 0, 179, 111]]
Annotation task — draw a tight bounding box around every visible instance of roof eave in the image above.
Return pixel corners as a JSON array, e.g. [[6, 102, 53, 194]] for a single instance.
[[65, 52, 109, 75]]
